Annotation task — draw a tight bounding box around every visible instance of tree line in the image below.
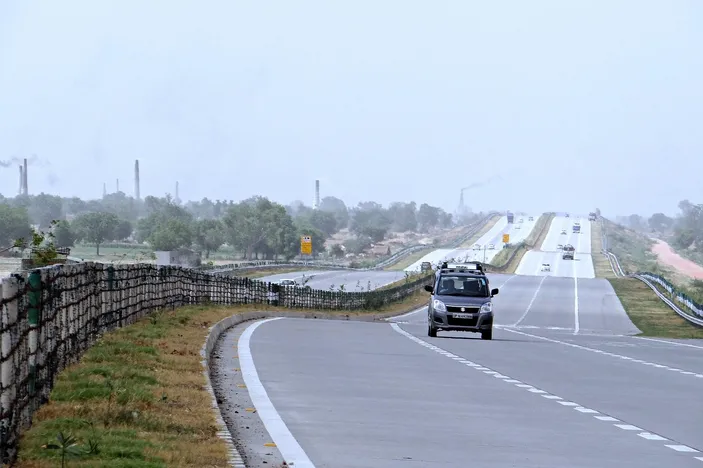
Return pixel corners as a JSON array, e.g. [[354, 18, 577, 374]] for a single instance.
[[616, 199, 703, 254], [0, 191, 460, 260]]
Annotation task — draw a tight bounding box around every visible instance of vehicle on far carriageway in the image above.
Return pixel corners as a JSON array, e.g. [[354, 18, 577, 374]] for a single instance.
[[541, 263, 551, 272], [425, 262, 499, 340]]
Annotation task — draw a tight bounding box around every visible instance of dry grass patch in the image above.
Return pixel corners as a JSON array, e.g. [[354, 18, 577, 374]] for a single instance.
[[15, 292, 429, 467], [609, 277, 703, 339], [591, 221, 617, 278]]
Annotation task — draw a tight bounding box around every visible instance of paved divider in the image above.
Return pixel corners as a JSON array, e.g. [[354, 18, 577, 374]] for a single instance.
[[0, 261, 433, 464], [484, 212, 555, 273]]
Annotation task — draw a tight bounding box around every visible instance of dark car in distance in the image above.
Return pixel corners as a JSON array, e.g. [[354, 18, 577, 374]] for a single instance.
[[424, 263, 499, 340]]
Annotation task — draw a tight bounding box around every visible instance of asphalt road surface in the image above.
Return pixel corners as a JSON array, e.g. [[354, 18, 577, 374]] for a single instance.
[[259, 270, 407, 291], [214, 269, 703, 467], [405, 215, 539, 271], [516, 215, 596, 278]]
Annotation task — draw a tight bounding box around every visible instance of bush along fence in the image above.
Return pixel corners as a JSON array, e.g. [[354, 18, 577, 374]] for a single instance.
[[635, 272, 703, 320], [0, 262, 433, 464]]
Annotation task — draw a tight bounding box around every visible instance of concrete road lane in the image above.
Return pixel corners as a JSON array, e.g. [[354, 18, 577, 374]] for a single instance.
[[397, 323, 703, 463], [233, 318, 699, 467], [405, 215, 540, 272], [259, 270, 406, 291], [516, 215, 595, 278]]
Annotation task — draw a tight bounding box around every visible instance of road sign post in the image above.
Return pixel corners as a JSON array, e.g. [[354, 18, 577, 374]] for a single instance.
[[300, 235, 312, 257], [502, 233, 510, 244]]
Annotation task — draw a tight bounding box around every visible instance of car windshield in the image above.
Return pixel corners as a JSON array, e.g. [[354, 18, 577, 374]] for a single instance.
[[436, 275, 488, 297]]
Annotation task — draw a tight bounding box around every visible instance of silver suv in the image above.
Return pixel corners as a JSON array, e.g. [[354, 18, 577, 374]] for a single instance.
[[424, 264, 499, 340]]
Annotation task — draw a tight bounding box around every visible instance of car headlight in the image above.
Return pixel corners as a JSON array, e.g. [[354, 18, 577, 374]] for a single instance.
[[480, 302, 493, 313], [432, 299, 447, 312]]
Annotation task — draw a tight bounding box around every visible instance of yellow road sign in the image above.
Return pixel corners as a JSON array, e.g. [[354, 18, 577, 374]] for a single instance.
[[300, 235, 312, 255], [502, 233, 510, 243]]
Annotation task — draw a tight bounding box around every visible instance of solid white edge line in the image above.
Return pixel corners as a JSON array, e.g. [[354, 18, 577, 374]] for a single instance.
[[632, 336, 703, 350], [238, 317, 316, 468]]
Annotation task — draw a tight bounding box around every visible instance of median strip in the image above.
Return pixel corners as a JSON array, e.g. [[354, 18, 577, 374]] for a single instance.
[[487, 213, 555, 274]]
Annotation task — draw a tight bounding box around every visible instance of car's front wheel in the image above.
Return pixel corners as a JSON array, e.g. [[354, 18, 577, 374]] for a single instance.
[[481, 328, 493, 340], [427, 316, 437, 337]]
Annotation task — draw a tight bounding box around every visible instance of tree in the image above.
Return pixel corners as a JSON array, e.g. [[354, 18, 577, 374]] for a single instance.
[[194, 219, 225, 258], [72, 212, 119, 255], [148, 218, 194, 251], [417, 203, 440, 231], [293, 221, 326, 257], [0, 203, 32, 247], [28, 193, 64, 229], [223, 197, 297, 259], [350, 204, 392, 242], [330, 244, 345, 258], [319, 196, 349, 228], [53, 220, 77, 247], [114, 219, 133, 241], [136, 196, 193, 243], [648, 213, 674, 232], [388, 202, 417, 232]]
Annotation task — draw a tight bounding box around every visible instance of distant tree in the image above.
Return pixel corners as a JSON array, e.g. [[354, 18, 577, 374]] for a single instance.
[[72, 212, 119, 255], [319, 196, 349, 228], [0, 203, 32, 247], [350, 204, 392, 242], [417, 203, 440, 231], [114, 219, 133, 241], [148, 218, 193, 251], [100, 192, 140, 222], [388, 202, 417, 232], [194, 219, 225, 258], [53, 220, 76, 247], [28, 193, 64, 228], [648, 213, 674, 232], [136, 196, 193, 243], [330, 244, 345, 258]]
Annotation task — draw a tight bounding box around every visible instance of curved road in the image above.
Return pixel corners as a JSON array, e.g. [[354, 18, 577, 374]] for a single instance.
[[259, 270, 407, 291], [212, 215, 703, 467]]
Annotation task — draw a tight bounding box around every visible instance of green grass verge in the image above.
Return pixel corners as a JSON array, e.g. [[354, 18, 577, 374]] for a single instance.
[[609, 277, 703, 338], [590, 221, 617, 278], [15, 291, 431, 467]]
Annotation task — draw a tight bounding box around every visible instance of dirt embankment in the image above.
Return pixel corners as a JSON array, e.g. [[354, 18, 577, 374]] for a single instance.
[[651, 239, 703, 280]]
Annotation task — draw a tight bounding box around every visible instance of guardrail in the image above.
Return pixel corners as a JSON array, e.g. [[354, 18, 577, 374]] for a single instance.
[[0, 262, 434, 464], [600, 219, 703, 327]]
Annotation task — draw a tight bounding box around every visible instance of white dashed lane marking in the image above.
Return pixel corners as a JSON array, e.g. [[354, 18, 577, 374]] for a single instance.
[[390, 323, 703, 462], [501, 327, 703, 381]]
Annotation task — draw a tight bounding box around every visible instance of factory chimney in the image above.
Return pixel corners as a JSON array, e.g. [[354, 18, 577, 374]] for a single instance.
[[22, 158, 28, 195], [103, 183, 107, 198], [116, 179, 119, 193], [134, 160, 140, 200], [175, 181, 180, 204], [313, 179, 320, 209], [18, 165, 23, 195]]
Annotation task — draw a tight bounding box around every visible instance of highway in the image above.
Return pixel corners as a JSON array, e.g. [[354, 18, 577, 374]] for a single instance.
[[259, 270, 406, 291], [405, 215, 539, 271], [211, 214, 703, 467], [516, 214, 596, 278]]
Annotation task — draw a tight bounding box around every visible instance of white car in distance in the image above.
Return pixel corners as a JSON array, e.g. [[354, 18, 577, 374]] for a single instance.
[[541, 263, 551, 272], [487, 244, 495, 250], [473, 244, 481, 251]]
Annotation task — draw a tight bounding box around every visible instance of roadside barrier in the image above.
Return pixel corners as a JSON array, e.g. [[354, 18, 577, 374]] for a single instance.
[[0, 262, 433, 464]]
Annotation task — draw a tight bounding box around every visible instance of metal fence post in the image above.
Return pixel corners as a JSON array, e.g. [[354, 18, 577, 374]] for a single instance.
[[1, 276, 18, 463]]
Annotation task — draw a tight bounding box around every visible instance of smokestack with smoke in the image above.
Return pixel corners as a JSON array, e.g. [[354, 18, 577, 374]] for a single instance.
[[134, 160, 140, 200], [23, 158, 28, 195], [313, 179, 320, 209], [19, 166, 23, 195]]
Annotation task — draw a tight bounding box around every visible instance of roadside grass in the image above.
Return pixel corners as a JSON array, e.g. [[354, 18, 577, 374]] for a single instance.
[[15, 290, 430, 467], [609, 277, 703, 339], [458, 215, 501, 248], [385, 248, 435, 271], [590, 221, 617, 278], [602, 219, 660, 274], [489, 213, 554, 274]]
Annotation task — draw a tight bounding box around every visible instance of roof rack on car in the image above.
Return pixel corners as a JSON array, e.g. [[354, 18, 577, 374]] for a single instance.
[[438, 261, 485, 275]]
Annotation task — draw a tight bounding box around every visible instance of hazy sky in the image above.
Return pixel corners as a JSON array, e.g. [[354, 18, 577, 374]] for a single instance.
[[1, 1, 701, 217]]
